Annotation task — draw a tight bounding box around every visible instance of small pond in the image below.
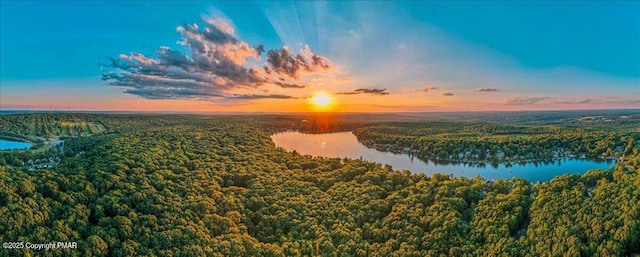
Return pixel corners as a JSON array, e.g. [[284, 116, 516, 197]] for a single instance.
[[0, 139, 33, 150]]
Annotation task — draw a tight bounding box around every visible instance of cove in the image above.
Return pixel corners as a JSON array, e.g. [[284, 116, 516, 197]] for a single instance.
[[0, 139, 32, 150], [271, 131, 614, 182]]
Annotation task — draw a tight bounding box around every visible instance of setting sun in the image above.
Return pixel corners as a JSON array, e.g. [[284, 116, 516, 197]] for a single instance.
[[310, 91, 334, 109]]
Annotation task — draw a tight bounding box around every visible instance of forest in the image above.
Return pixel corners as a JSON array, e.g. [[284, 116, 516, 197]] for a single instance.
[[353, 120, 639, 164], [0, 112, 638, 256]]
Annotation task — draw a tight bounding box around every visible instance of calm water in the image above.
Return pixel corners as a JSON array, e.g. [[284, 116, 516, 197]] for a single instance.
[[271, 131, 614, 182], [0, 139, 32, 150]]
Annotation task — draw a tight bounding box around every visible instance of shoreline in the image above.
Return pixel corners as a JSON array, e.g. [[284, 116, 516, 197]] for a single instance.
[[0, 135, 33, 144]]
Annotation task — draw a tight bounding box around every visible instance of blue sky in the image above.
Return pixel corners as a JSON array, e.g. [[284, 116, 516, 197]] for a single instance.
[[1, 1, 638, 111]]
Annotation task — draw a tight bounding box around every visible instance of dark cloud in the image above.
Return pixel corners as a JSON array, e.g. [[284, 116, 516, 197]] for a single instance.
[[266, 46, 330, 79], [124, 88, 224, 100], [101, 17, 331, 100], [336, 88, 389, 95], [577, 98, 592, 104], [423, 86, 437, 92], [556, 98, 592, 105], [503, 96, 550, 105], [440, 92, 454, 96], [229, 94, 296, 99], [474, 88, 499, 92], [272, 81, 306, 89]]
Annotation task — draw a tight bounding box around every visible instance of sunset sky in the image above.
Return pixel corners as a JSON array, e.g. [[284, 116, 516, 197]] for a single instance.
[[1, 1, 638, 112]]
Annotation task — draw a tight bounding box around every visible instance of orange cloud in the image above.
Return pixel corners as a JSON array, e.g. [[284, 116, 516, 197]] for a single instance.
[[334, 77, 354, 83]]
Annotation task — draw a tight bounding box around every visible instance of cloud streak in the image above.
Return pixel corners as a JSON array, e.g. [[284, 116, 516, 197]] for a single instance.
[[101, 17, 332, 100], [229, 94, 297, 99], [577, 98, 592, 104], [440, 92, 454, 96], [555, 98, 591, 104], [423, 86, 437, 92], [474, 88, 499, 92], [503, 96, 550, 105], [336, 88, 389, 95], [605, 99, 640, 104]]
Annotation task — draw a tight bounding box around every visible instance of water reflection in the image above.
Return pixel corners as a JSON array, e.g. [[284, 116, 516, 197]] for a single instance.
[[271, 131, 613, 182]]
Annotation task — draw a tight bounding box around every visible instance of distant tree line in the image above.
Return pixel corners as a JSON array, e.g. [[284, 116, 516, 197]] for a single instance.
[[354, 122, 638, 164]]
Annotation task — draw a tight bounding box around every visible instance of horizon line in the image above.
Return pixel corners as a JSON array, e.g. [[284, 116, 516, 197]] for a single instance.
[[1, 107, 638, 115]]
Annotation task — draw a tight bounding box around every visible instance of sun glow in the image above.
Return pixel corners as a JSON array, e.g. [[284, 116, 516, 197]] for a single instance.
[[310, 91, 334, 110]]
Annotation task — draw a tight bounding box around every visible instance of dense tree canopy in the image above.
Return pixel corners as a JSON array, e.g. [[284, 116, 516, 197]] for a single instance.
[[353, 121, 638, 165], [0, 113, 638, 256]]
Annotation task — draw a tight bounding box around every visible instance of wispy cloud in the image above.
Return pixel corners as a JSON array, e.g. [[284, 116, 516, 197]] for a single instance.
[[370, 104, 438, 109], [473, 88, 499, 92], [577, 98, 592, 104], [440, 92, 454, 96], [423, 86, 437, 92], [0, 103, 53, 109], [556, 98, 591, 104], [605, 98, 640, 104], [272, 81, 306, 89], [336, 88, 389, 95], [101, 17, 332, 100], [229, 94, 297, 99], [503, 96, 550, 105], [334, 77, 354, 83]]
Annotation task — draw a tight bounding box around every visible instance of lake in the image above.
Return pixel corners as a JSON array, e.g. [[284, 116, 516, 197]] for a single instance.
[[271, 131, 614, 182], [0, 139, 33, 150]]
